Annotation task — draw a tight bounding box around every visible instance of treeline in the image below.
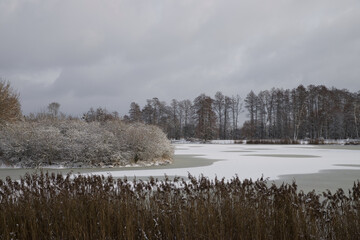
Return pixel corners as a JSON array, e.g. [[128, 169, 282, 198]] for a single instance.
[[124, 93, 243, 140], [1, 78, 359, 141], [124, 85, 360, 140], [244, 85, 360, 140]]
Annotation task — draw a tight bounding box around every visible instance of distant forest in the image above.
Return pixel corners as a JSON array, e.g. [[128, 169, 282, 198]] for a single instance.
[[120, 85, 359, 140]]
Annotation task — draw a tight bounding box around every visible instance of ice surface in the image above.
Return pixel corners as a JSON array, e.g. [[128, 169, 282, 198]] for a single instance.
[[88, 144, 360, 180]]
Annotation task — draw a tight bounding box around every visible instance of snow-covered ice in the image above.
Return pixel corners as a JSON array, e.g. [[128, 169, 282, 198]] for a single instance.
[[90, 144, 360, 180]]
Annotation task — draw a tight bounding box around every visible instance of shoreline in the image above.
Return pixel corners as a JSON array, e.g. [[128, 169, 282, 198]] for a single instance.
[[1, 144, 359, 193], [0, 154, 217, 180]]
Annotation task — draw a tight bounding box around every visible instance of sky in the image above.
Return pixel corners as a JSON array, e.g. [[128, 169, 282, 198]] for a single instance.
[[1, 0, 360, 117]]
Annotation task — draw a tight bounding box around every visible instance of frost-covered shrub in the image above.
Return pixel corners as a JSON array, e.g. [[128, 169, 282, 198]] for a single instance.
[[121, 123, 174, 163], [0, 119, 173, 168]]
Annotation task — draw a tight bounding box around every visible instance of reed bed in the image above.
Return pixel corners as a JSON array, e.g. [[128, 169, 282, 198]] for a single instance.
[[0, 172, 359, 239]]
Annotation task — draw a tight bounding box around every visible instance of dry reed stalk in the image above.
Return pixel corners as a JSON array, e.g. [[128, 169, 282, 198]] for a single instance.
[[0, 172, 359, 239]]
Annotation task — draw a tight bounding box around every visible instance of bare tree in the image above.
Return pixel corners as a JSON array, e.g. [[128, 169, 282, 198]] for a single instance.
[[214, 91, 225, 139], [291, 85, 307, 140], [169, 99, 180, 139], [230, 94, 243, 139], [0, 79, 21, 124], [244, 91, 258, 138], [48, 102, 60, 117], [354, 92, 360, 138], [223, 96, 231, 139], [82, 107, 115, 122], [129, 102, 142, 122], [179, 99, 195, 139], [194, 94, 216, 140]]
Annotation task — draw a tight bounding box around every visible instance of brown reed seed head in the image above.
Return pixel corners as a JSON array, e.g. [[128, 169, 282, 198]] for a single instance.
[[0, 172, 359, 239]]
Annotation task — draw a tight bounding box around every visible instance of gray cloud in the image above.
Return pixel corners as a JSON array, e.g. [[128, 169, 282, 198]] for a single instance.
[[1, 0, 359, 116]]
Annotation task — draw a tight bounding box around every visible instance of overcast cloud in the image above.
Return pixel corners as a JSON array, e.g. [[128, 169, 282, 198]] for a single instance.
[[1, 0, 359, 116]]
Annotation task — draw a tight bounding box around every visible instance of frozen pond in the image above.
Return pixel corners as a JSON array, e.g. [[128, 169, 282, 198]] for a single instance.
[[1, 144, 359, 192], [92, 144, 360, 192], [91, 144, 360, 177]]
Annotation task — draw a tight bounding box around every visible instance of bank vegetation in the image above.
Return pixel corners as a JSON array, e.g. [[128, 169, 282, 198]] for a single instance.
[[0, 119, 173, 168], [0, 172, 359, 239]]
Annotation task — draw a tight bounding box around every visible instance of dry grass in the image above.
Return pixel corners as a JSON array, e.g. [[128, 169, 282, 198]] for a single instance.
[[1, 172, 359, 239]]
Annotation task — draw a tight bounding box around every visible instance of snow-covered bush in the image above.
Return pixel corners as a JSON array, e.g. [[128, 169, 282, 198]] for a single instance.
[[121, 123, 174, 163], [0, 119, 173, 168]]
